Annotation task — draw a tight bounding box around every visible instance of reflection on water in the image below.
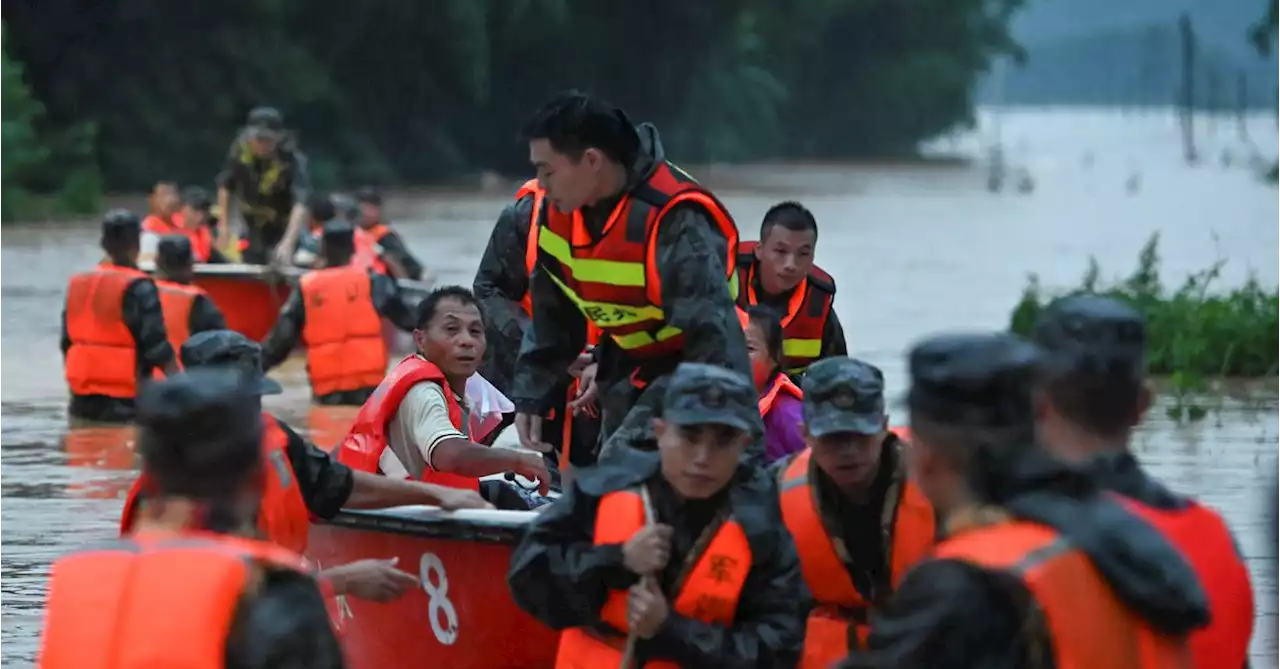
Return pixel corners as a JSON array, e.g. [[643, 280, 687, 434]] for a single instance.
[[3, 108, 1277, 667]]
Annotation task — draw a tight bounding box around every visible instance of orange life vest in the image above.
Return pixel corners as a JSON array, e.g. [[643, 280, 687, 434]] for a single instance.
[[532, 163, 740, 361], [555, 487, 753, 668], [337, 355, 479, 492], [155, 280, 207, 355], [39, 530, 308, 669], [353, 225, 391, 274], [300, 265, 389, 396], [64, 263, 151, 399], [735, 240, 835, 374], [758, 373, 803, 416], [779, 448, 935, 668], [119, 415, 314, 553], [144, 214, 214, 262], [935, 519, 1194, 669], [1117, 496, 1254, 669]]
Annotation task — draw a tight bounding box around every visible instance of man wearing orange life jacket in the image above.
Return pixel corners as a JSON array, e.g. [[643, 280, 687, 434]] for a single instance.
[[338, 286, 552, 510], [40, 368, 346, 669], [510, 91, 760, 467], [61, 210, 179, 423], [474, 176, 604, 483], [776, 356, 937, 669], [353, 186, 426, 280], [119, 330, 490, 604], [1031, 295, 1255, 669], [154, 236, 227, 354], [736, 202, 846, 377], [142, 183, 220, 264], [508, 363, 808, 667], [841, 333, 1209, 669], [262, 220, 416, 405]]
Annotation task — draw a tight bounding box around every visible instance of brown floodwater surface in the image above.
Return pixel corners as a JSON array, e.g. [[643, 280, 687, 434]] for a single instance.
[[3, 108, 1277, 666]]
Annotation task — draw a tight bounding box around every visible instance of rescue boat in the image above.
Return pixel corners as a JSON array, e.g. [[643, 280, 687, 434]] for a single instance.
[[306, 505, 559, 669], [139, 262, 430, 353]]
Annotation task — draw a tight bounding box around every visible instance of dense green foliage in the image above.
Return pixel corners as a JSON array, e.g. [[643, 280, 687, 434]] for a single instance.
[[1010, 233, 1279, 420], [2, 25, 99, 220], [1, 0, 1024, 200]]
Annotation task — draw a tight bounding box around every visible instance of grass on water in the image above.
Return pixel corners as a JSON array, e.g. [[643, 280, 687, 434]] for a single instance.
[[1010, 233, 1279, 421]]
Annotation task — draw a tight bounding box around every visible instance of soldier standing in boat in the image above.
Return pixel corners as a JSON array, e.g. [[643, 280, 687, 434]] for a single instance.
[[1031, 295, 1255, 669], [776, 357, 936, 668], [61, 210, 178, 423], [473, 174, 604, 484], [260, 221, 416, 405], [735, 202, 846, 377], [508, 363, 808, 667], [153, 236, 228, 353], [509, 91, 761, 465], [841, 333, 1208, 669], [119, 330, 491, 603], [41, 369, 346, 669], [215, 106, 314, 266]]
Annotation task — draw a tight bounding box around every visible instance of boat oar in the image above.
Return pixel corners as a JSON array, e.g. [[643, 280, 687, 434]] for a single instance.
[[620, 484, 657, 669]]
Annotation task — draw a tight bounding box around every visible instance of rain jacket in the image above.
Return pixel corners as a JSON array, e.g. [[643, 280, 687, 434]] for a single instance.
[[509, 123, 758, 460], [840, 451, 1211, 669], [508, 448, 809, 668]]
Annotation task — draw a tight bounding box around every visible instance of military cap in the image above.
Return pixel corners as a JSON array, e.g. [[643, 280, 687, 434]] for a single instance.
[[1032, 294, 1147, 380], [136, 367, 265, 497], [356, 186, 383, 206], [245, 106, 285, 135], [802, 357, 887, 437], [907, 332, 1040, 430], [180, 330, 283, 395], [662, 363, 758, 432]]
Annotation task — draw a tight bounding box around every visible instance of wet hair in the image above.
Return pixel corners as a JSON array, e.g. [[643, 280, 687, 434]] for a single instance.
[[760, 201, 818, 243], [521, 90, 640, 166], [415, 285, 482, 330], [306, 192, 336, 222], [746, 305, 784, 365], [1038, 370, 1144, 437]]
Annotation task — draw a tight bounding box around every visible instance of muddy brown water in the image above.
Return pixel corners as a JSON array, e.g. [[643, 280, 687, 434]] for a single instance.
[[3, 108, 1277, 666]]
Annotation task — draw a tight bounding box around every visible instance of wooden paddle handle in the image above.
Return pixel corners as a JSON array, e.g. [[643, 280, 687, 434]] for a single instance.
[[620, 486, 658, 669]]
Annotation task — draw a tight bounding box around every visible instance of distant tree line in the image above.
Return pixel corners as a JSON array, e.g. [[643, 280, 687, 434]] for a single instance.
[[1, 0, 1026, 220]]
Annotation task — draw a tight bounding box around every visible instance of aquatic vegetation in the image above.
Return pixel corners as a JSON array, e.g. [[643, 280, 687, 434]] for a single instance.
[[1010, 233, 1279, 420]]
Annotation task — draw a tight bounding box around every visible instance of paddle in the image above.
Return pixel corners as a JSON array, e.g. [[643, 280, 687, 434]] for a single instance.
[[620, 484, 657, 669]]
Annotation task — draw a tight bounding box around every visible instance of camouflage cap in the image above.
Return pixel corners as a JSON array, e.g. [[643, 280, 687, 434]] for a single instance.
[[907, 332, 1040, 430], [662, 363, 758, 432], [1032, 294, 1147, 380], [245, 106, 285, 137], [802, 357, 887, 437], [180, 330, 283, 395]]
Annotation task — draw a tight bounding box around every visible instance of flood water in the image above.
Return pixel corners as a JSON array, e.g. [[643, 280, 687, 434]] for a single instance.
[[3, 107, 1277, 666]]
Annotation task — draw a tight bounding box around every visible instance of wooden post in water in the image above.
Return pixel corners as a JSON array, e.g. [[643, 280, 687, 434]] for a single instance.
[[1237, 71, 1250, 142], [1178, 13, 1198, 164]]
